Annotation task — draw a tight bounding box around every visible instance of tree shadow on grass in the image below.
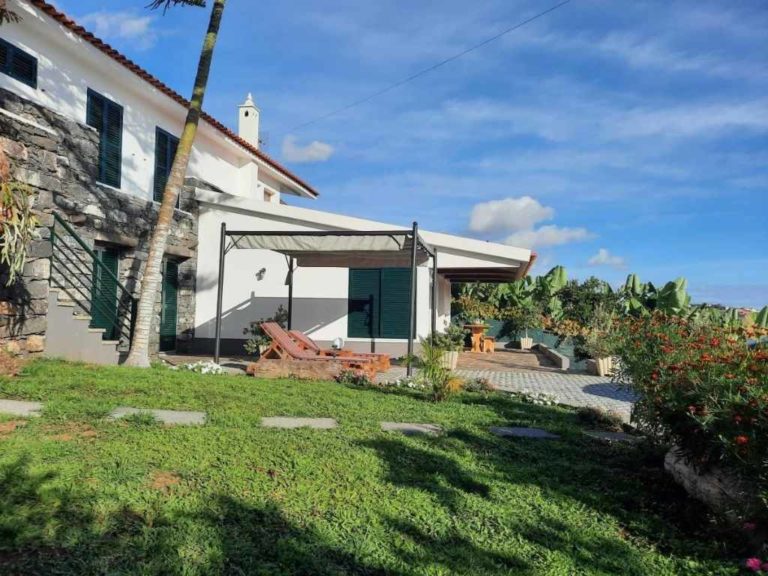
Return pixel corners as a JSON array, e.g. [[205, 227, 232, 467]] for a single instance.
[[0, 457, 397, 575], [360, 433, 687, 575]]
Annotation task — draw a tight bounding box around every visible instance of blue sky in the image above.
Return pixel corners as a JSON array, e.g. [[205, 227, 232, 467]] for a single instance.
[[57, 0, 768, 308]]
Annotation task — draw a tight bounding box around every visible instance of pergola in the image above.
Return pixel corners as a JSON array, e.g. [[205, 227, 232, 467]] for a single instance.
[[214, 222, 438, 375]]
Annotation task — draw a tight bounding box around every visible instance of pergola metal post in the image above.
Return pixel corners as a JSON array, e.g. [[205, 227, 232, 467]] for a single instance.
[[214, 222, 227, 364], [287, 257, 294, 330], [431, 248, 438, 338], [407, 221, 418, 376]]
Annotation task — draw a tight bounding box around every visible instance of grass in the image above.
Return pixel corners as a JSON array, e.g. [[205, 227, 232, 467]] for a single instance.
[[0, 359, 742, 575]]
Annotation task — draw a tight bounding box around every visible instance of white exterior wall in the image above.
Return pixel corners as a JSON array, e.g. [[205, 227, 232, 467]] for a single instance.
[[196, 205, 440, 349], [0, 1, 301, 203], [193, 191, 528, 353]]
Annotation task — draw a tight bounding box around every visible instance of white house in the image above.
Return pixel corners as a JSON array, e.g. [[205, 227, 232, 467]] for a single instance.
[[0, 0, 533, 360]]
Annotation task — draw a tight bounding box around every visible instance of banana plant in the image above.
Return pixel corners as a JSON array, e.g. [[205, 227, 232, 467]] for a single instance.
[[656, 277, 691, 315], [533, 266, 567, 321], [755, 306, 768, 329]]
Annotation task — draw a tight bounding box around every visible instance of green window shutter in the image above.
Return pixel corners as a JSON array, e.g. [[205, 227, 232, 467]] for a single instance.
[[153, 128, 180, 203], [0, 39, 37, 88], [348, 269, 380, 338], [86, 89, 123, 188], [379, 268, 411, 338], [160, 260, 179, 351]]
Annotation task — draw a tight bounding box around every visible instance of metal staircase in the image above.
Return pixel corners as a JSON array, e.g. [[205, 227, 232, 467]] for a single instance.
[[44, 212, 137, 364]]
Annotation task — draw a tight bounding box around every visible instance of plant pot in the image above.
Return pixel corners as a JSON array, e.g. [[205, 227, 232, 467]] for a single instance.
[[518, 337, 533, 350], [595, 356, 613, 377], [439, 350, 459, 370]]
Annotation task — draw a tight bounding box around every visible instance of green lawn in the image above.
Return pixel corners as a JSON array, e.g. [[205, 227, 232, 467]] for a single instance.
[[0, 359, 740, 575]]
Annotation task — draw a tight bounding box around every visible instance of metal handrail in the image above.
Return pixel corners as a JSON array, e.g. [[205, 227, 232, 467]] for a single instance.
[[49, 212, 138, 345], [52, 240, 135, 318]]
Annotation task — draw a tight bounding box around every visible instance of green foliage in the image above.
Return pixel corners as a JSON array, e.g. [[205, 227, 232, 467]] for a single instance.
[[558, 277, 619, 328], [335, 368, 372, 388], [428, 323, 466, 351], [418, 337, 453, 401], [0, 175, 39, 286], [614, 314, 768, 515], [499, 301, 543, 340], [757, 306, 768, 329], [242, 304, 288, 355], [577, 305, 618, 360], [576, 406, 625, 433]]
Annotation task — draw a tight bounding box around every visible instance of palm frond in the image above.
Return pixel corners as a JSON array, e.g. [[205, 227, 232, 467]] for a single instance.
[[146, 0, 206, 14], [0, 0, 21, 24]]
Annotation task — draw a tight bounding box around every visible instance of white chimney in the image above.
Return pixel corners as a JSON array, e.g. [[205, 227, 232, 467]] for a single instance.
[[238, 93, 260, 149]]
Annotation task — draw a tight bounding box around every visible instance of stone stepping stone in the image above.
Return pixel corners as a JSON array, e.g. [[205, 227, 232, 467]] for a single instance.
[[0, 399, 42, 417], [110, 407, 206, 426], [584, 430, 641, 443], [261, 417, 338, 430], [381, 422, 442, 436], [490, 426, 560, 439]]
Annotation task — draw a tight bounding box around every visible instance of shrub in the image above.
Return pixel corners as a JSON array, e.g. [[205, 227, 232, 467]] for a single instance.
[[242, 305, 288, 356], [418, 338, 454, 401], [614, 314, 768, 487], [172, 360, 225, 375], [576, 406, 624, 432], [336, 369, 372, 388], [463, 377, 494, 393]]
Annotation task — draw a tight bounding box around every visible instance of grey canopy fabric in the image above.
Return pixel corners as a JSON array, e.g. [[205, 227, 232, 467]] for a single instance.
[[228, 232, 432, 268]]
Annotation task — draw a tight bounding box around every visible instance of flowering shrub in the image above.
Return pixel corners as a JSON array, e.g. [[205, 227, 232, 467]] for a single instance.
[[746, 556, 768, 573], [509, 389, 558, 406], [614, 314, 767, 502], [172, 360, 225, 375], [336, 369, 372, 388]]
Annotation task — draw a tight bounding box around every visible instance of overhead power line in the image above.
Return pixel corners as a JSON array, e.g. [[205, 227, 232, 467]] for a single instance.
[[282, 0, 573, 135]]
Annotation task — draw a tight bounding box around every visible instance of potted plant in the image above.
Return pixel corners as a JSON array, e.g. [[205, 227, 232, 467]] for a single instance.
[[0, 153, 39, 287], [242, 304, 288, 357], [430, 323, 466, 370], [501, 302, 543, 350], [579, 306, 616, 376]]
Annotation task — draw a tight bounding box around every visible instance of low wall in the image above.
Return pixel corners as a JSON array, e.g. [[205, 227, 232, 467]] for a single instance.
[[532, 343, 570, 371]]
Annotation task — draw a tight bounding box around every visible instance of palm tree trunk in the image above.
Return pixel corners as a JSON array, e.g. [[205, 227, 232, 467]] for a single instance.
[[125, 0, 226, 367]]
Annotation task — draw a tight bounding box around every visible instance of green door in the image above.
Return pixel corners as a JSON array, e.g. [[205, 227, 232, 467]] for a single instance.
[[160, 260, 179, 352], [91, 247, 119, 340]]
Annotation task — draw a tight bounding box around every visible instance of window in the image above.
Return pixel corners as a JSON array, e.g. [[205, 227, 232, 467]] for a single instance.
[[0, 38, 37, 88], [153, 127, 179, 203], [348, 268, 411, 339], [86, 89, 123, 188]]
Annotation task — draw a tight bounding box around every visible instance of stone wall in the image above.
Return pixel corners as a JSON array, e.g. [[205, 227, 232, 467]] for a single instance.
[[0, 87, 198, 356]]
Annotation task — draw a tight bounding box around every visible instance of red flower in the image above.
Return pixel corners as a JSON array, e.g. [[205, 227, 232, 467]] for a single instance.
[[734, 435, 749, 446], [710, 338, 721, 347]]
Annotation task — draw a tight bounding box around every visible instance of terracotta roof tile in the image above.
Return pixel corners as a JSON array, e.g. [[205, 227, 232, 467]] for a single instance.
[[29, 0, 318, 197]]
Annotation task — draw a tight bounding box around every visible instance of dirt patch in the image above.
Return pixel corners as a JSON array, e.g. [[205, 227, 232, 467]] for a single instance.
[[149, 471, 181, 492], [0, 420, 26, 435], [0, 349, 24, 376], [43, 422, 98, 441]]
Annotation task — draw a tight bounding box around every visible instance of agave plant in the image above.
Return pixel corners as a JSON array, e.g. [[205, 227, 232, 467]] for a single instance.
[[0, 156, 39, 286]]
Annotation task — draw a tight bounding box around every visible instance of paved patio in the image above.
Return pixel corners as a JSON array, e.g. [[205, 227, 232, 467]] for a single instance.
[[380, 350, 635, 419]]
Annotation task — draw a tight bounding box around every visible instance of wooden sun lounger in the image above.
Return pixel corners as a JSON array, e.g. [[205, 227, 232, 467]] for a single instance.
[[252, 322, 379, 379], [289, 329, 391, 371]]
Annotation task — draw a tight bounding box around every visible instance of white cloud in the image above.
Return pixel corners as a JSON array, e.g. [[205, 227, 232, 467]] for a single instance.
[[588, 248, 626, 269], [80, 11, 158, 50], [468, 196, 553, 234], [504, 225, 594, 249], [281, 135, 334, 163]]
